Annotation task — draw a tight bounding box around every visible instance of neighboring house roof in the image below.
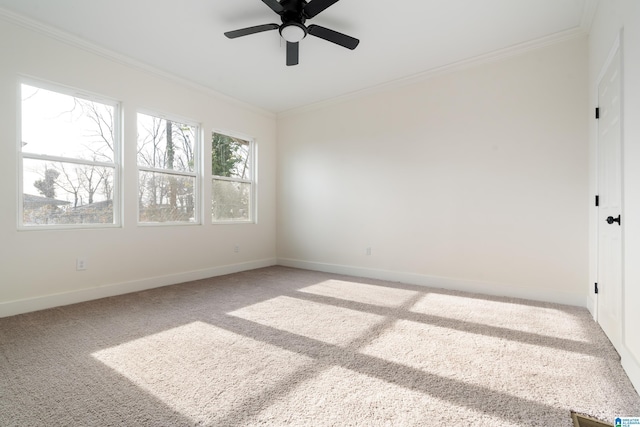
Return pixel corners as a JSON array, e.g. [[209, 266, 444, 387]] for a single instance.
[[23, 194, 71, 207], [70, 200, 113, 211]]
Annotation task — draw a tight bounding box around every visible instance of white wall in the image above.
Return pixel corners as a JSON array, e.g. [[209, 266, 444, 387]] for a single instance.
[[588, 0, 640, 393], [0, 17, 277, 317], [277, 36, 589, 306]]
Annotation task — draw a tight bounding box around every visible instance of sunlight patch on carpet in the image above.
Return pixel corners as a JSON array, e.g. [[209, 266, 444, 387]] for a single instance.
[[228, 295, 385, 346], [298, 279, 420, 307], [92, 321, 313, 425], [413, 293, 593, 342], [250, 365, 508, 426], [358, 318, 610, 407]]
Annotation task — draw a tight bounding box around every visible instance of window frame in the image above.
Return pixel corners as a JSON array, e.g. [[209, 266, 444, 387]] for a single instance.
[[18, 78, 122, 230], [211, 129, 257, 224], [136, 109, 202, 226]]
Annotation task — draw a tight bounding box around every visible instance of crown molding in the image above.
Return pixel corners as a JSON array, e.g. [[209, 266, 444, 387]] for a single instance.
[[278, 26, 588, 119], [0, 7, 276, 119], [0, 4, 593, 121]]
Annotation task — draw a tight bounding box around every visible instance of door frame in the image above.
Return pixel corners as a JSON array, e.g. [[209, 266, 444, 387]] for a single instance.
[[594, 30, 624, 342]]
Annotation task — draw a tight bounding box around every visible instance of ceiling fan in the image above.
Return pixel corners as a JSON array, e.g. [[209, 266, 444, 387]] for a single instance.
[[224, 0, 359, 66]]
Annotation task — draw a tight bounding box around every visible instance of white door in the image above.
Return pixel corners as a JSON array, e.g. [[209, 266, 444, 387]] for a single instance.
[[597, 43, 623, 349]]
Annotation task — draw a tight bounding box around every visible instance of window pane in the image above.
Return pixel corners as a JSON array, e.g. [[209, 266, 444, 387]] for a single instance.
[[138, 113, 196, 172], [212, 179, 250, 222], [139, 171, 196, 223], [21, 84, 115, 162], [22, 158, 114, 226], [212, 133, 251, 179]]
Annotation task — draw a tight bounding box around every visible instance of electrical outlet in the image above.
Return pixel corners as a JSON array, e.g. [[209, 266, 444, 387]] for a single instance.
[[366, 247, 372, 256], [234, 245, 240, 253], [76, 257, 88, 271]]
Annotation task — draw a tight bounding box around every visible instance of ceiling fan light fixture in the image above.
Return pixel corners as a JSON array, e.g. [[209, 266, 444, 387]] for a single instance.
[[280, 22, 307, 43]]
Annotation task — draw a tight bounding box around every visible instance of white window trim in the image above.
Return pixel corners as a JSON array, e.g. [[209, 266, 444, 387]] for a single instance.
[[211, 129, 257, 225], [136, 110, 202, 226], [18, 78, 122, 230]]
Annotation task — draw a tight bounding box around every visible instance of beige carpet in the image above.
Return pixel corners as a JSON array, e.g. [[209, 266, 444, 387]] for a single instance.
[[1, 266, 639, 426]]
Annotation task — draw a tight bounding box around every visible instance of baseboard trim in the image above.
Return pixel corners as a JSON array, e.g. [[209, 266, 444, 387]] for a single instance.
[[2, 257, 587, 317], [586, 295, 597, 319], [0, 258, 277, 318], [620, 346, 640, 395], [277, 258, 586, 307]]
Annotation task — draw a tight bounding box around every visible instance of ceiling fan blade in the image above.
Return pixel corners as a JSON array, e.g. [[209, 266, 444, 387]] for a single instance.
[[261, 0, 284, 14], [307, 24, 359, 50], [303, 0, 340, 18], [224, 23, 279, 39], [286, 41, 299, 66]]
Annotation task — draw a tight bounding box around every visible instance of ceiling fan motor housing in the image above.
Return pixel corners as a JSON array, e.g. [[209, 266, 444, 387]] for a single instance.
[[280, 0, 309, 23], [280, 0, 308, 36]]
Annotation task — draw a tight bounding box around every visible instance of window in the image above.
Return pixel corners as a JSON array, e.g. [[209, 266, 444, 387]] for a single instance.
[[211, 131, 255, 223], [137, 112, 199, 224], [20, 82, 120, 228]]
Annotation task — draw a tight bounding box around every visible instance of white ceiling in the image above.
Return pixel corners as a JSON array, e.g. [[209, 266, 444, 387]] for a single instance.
[[0, 0, 593, 113]]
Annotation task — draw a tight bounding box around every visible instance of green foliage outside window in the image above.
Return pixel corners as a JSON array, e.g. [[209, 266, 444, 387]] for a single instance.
[[212, 132, 253, 222]]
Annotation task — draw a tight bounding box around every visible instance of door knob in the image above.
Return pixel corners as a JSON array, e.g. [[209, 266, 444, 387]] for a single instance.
[[606, 215, 621, 225]]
